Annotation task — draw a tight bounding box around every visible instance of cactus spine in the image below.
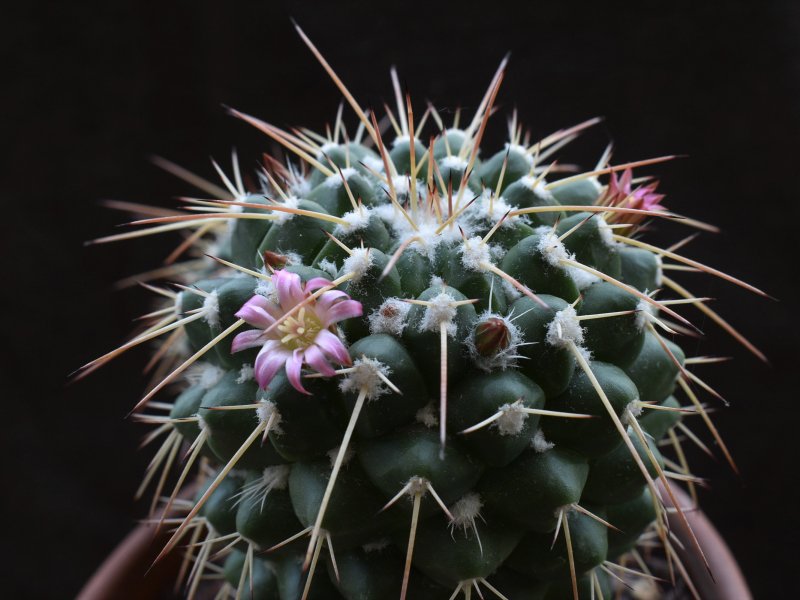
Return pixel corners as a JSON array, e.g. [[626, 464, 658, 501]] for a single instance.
[[83, 23, 768, 600]]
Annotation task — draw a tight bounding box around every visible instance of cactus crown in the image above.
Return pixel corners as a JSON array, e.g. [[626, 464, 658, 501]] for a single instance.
[[82, 23, 768, 600]]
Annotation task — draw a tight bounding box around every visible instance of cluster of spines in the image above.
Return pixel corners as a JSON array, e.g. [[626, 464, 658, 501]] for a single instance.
[[80, 23, 770, 600]]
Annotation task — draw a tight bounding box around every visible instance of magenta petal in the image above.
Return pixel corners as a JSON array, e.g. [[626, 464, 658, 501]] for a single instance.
[[619, 169, 632, 193], [235, 296, 276, 328], [304, 277, 333, 293], [239, 294, 269, 311], [304, 344, 336, 377], [273, 270, 305, 309], [231, 329, 265, 353], [314, 329, 351, 365], [320, 299, 364, 326], [285, 349, 309, 394], [608, 172, 622, 195], [254, 344, 290, 389], [315, 289, 348, 308]]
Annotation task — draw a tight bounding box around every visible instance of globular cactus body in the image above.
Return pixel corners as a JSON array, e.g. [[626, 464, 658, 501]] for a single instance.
[[87, 25, 769, 600]]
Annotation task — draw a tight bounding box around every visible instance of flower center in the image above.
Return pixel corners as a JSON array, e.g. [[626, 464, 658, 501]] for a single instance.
[[276, 306, 323, 350]]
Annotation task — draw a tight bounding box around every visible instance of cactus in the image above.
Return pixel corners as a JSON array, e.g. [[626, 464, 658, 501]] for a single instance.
[[82, 23, 769, 600]]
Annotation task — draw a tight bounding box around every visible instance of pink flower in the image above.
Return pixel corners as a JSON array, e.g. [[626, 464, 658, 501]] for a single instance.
[[231, 270, 362, 394], [608, 169, 666, 211], [603, 169, 666, 225]]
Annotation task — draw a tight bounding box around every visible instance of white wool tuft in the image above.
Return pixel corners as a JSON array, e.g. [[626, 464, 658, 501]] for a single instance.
[[501, 278, 522, 299], [624, 400, 643, 424], [284, 252, 302, 265], [517, 175, 553, 198], [406, 476, 428, 497], [362, 155, 385, 173], [203, 241, 224, 263], [419, 292, 458, 337], [489, 244, 506, 261], [316, 142, 339, 159], [261, 464, 291, 491], [372, 202, 396, 224], [317, 258, 339, 279], [484, 197, 516, 228], [170, 336, 191, 359], [429, 275, 445, 288], [506, 142, 535, 166], [335, 208, 371, 235], [342, 247, 373, 282], [374, 197, 465, 262], [635, 299, 657, 330], [272, 196, 301, 225], [339, 357, 393, 401], [654, 254, 664, 287], [596, 216, 616, 247], [415, 402, 439, 428], [441, 155, 468, 170], [531, 429, 555, 453], [459, 236, 492, 271], [393, 175, 410, 196], [467, 189, 515, 227], [391, 135, 411, 148], [495, 401, 530, 436], [285, 162, 310, 197], [290, 178, 311, 197], [185, 363, 225, 389], [390, 175, 428, 203], [202, 290, 220, 328], [368, 298, 411, 336], [449, 493, 484, 531], [254, 277, 278, 302], [546, 306, 585, 348], [536, 227, 599, 290], [569, 267, 600, 290], [257, 400, 283, 434], [236, 364, 254, 384], [577, 345, 593, 363], [327, 445, 355, 468], [197, 364, 225, 390], [536, 227, 572, 267], [324, 167, 358, 188]]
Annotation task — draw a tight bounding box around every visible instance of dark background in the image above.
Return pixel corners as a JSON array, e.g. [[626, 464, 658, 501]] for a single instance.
[[4, 1, 799, 598]]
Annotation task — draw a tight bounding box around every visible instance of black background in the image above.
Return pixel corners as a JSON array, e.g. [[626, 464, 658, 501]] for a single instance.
[[4, 1, 799, 598]]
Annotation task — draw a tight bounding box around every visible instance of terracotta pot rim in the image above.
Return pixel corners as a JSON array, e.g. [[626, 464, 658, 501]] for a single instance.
[[662, 483, 752, 600]]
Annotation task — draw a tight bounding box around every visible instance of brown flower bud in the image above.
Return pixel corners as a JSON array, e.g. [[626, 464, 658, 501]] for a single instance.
[[474, 316, 511, 357]]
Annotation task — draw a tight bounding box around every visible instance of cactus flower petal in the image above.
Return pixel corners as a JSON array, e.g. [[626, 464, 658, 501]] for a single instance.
[[254, 342, 290, 388], [318, 299, 364, 327], [235, 296, 279, 328], [304, 276, 337, 292], [304, 344, 337, 377], [230, 328, 266, 353], [274, 269, 307, 307], [285, 349, 307, 394], [231, 269, 362, 393], [314, 329, 352, 365]]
